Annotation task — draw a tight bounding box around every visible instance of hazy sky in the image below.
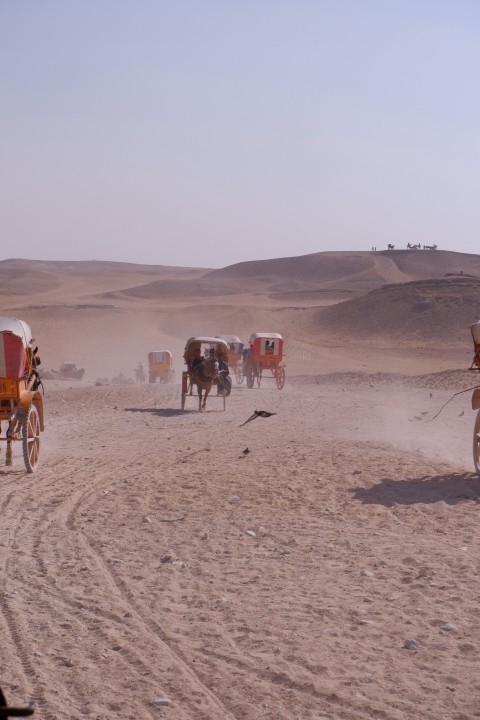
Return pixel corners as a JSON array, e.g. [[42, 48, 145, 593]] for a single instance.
[[1, 1, 479, 267]]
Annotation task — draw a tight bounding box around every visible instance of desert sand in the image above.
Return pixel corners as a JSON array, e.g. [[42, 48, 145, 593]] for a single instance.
[[0, 250, 480, 719]]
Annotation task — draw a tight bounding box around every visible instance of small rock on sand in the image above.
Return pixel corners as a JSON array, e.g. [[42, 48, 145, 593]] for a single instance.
[[246, 530, 256, 537], [153, 697, 171, 707], [404, 639, 419, 650], [440, 623, 458, 632]]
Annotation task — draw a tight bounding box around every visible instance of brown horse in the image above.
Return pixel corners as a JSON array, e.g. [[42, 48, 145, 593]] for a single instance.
[[190, 357, 219, 412]]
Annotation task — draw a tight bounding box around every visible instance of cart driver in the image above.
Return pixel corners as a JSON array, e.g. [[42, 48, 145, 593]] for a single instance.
[[217, 351, 230, 394], [190, 348, 204, 375]]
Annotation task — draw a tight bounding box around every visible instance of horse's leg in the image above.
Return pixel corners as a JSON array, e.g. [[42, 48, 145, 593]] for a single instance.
[[6, 439, 12, 466], [198, 386, 203, 412], [202, 384, 210, 411]]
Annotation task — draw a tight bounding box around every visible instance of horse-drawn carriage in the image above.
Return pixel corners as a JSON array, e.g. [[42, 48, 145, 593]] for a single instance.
[[470, 322, 480, 474], [0, 317, 44, 473], [51, 362, 85, 380], [243, 332, 286, 390], [216, 335, 244, 384], [181, 337, 231, 411], [148, 351, 175, 384]]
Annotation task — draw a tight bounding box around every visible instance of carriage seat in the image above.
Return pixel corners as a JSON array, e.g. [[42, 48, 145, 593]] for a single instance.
[[0, 332, 27, 380]]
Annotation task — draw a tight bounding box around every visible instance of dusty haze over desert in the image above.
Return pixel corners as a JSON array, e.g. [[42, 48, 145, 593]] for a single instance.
[[1, 249, 480, 719]]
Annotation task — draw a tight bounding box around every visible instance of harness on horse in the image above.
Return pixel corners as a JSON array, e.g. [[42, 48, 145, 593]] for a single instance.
[[192, 357, 217, 383]]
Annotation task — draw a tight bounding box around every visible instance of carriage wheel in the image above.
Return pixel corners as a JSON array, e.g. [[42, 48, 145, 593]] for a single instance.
[[246, 366, 255, 389], [22, 404, 40, 473], [275, 366, 286, 390], [473, 410, 480, 475], [234, 367, 243, 384], [257, 370, 262, 388]]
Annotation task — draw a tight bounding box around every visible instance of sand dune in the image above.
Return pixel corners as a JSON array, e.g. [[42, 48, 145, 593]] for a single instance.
[[205, 249, 480, 294], [316, 276, 480, 342]]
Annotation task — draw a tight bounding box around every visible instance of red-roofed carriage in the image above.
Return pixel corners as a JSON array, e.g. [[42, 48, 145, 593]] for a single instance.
[[0, 318, 44, 472], [244, 333, 285, 390]]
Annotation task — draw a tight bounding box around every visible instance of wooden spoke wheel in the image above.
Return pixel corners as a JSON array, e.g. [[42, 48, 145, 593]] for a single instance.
[[473, 410, 480, 475], [274, 366, 286, 390], [246, 366, 255, 389], [234, 366, 243, 384], [22, 405, 40, 473]]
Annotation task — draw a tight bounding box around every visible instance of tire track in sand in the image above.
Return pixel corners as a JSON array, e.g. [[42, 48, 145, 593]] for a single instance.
[[63, 474, 238, 718]]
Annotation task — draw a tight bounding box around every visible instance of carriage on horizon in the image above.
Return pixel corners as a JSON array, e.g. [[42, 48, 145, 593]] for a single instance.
[[216, 335, 244, 384], [182, 337, 231, 411], [244, 332, 286, 390], [148, 351, 175, 384], [0, 317, 45, 472]]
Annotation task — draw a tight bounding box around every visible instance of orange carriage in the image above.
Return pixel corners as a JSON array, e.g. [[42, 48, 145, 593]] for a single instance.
[[216, 335, 244, 384], [471, 322, 480, 474], [0, 318, 45, 472], [148, 351, 175, 384], [244, 332, 285, 390]]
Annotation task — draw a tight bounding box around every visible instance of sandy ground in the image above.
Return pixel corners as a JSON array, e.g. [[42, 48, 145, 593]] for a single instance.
[[1, 371, 480, 720], [1, 253, 480, 718]]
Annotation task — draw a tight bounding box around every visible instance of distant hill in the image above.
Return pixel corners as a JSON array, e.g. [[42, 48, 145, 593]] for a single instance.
[[2, 250, 479, 301], [315, 276, 480, 341], [206, 249, 480, 288], [116, 249, 480, 300], [0, 258, 201, 274]]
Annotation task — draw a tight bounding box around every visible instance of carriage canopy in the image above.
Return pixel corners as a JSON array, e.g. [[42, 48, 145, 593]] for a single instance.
[[148, 351, 172, 365], [0, 317, 34, 380], [0, 318, 33, 347], [215, 335, 244, 356], [183, 337, 229, 364], [249, 332, 283, 359]]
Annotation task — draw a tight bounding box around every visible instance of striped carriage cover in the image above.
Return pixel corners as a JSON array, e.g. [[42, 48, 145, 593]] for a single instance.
[[0, 332, 27, 379]]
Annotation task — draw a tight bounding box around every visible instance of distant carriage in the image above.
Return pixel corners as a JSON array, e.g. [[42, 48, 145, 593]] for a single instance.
[[148, 351, 175, 384], [181, 337, 230, 411], [216, 335, 244, 384], [51, 362, 85, 380], [244, 333, 286, 390], [0, 317, 45, 472]]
